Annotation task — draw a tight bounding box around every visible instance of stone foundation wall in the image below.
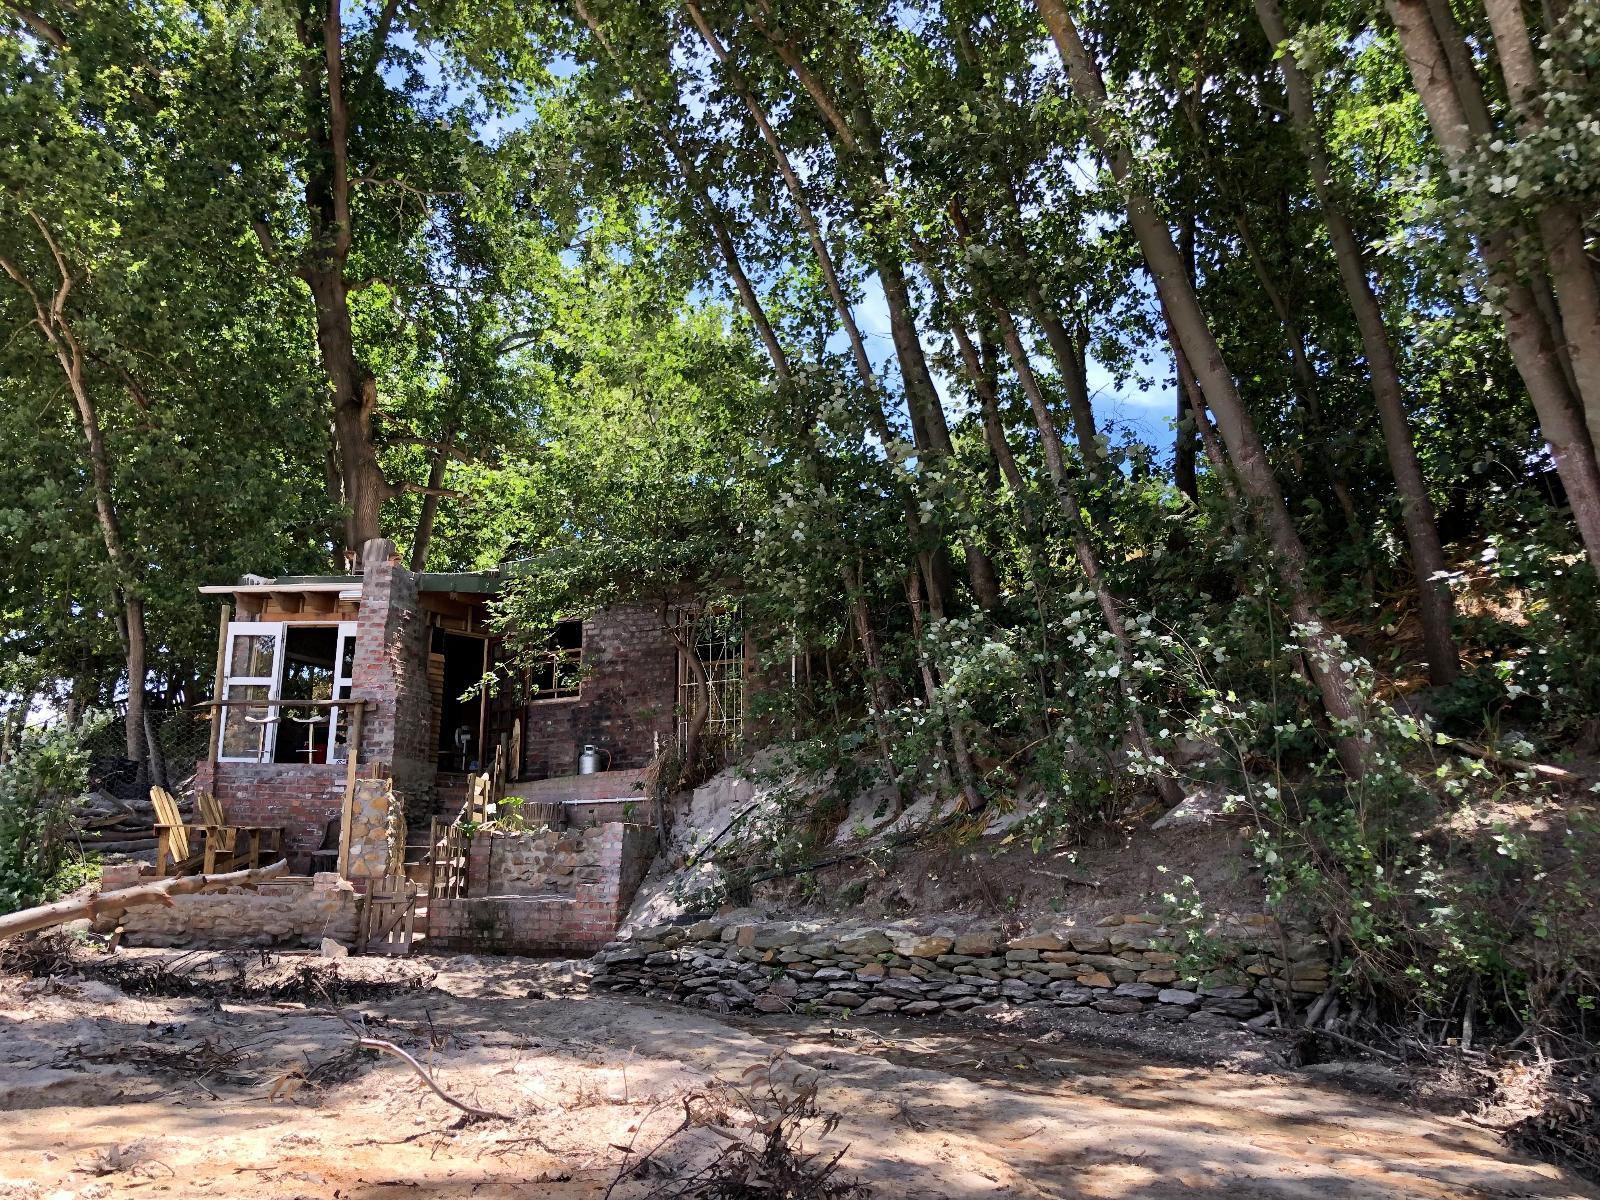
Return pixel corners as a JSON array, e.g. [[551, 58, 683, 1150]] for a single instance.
[[592, 914, 1329, 1028], [92, 874, 360, 949], [469, 826, 609, 897], [428, 822, 656, 954]]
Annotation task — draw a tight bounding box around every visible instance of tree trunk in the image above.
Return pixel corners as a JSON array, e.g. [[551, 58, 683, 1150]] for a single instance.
[[305, 269, 389, 559], [142, 706, 167, 792], [843, 565, 905, 806], [987, 298, 1184, 806], [1257, 0, 1460, 685], [1386, 0, 1600, 573], [1223, 198, 1364, 542], [410, 442, 449, 571], [906, 568, 983, 813], [667, 611, 713, 775], [0, 860, 288, 941], [297, 0, 391, 562], [1163, 299, 1249, 535], [683, 3, 997, 609], [1036, 0, 1371, 776], [1029, 294, 1103, 470], [1, 238, 148, 762], [1481, 0, 1600, 449]]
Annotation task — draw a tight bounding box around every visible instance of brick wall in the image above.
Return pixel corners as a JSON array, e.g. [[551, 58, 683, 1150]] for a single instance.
[[354, 538, 434, 819], [196, 760, 365, 860], [427, 821, 656, 954], [194, 538, 434, 865], [521, 606, 676, 780]]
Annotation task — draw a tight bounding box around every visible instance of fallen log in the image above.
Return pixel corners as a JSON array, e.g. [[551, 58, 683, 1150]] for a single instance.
[[0, 859, 288, 940], [76, 839, 158, 854]]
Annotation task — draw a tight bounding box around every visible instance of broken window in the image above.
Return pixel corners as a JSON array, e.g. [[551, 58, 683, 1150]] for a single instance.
[[529, 619, 583, 702]]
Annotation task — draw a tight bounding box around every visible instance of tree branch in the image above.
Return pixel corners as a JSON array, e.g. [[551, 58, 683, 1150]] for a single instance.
[[350, 176, 461, 202], [352, 0, 403, 96], [0, 251, 46, 322], [389, 435, 478, 462], [29, 212, 72, 319], [251, 217, 281, 260], [494, 330, 546, 355], [0, 860, 288, 939], [396, 482, 470, 501], [4, 0, 66, 49]]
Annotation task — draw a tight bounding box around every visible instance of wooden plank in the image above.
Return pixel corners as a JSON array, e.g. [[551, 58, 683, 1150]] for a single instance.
[[476, 638, 489, 772], [337, 702, 364, 878], [207, 603, 230, 765], [199, 698, 366, 709]]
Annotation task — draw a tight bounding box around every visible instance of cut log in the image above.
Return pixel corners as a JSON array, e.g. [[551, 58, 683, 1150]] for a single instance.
[[76, 838, 158, 854], [0, 859, 288, 940]]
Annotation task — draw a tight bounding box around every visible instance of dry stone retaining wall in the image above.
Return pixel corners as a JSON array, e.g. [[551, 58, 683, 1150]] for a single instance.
[[92, 873, 360, 949], [592, 914, 1329, 1027]]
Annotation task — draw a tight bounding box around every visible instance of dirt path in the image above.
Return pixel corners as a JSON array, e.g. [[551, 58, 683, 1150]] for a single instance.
[[0, 951, 1591, 1199]]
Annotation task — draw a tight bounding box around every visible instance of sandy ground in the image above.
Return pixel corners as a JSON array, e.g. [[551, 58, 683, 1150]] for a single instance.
[[0, 949, 1593, 1200]]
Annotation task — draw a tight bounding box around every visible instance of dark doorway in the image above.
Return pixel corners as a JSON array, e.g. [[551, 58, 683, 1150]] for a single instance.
[[436, 631, 486, 771]]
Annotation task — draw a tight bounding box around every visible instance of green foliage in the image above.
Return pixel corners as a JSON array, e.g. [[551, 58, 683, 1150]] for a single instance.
[[0, 715, 105, 914], [3, 0, 1598, 1042]]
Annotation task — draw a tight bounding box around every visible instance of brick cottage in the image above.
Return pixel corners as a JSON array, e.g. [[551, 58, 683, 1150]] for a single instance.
[[180, 537, 747, 952]]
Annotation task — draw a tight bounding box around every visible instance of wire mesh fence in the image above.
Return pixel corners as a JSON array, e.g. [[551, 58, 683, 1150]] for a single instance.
[[80, 705, 213, 800]]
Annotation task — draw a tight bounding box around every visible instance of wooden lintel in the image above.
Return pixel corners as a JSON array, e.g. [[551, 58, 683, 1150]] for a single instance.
[[303, 591, 337, 614], [236, 593, 266, 618], [269, 590, 304, 614]]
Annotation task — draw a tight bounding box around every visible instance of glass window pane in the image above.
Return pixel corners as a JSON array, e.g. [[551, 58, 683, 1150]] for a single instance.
[[230, 632, 278, 678], [221, 684, 271, 760]]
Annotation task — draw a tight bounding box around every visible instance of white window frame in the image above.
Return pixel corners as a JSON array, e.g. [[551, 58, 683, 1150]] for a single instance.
[[327, 621, 358, 762], [218, 621, 285, 763]]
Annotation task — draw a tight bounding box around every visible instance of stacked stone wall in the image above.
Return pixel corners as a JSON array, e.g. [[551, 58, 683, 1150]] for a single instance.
[[92, 874, 360, 949], [592, 915, 1329, 1028], [346, 778, 403, 879], [469, 826, 608, 897], [428, 822, 656, 953]]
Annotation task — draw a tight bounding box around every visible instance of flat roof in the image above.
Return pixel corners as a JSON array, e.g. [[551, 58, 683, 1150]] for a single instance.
[[200, 569, 501, 596]]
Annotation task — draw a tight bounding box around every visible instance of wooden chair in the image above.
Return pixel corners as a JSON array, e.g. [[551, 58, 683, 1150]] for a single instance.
[[152, 787, 284, 876], [151, 787, 208, 877], [308, 817, 342, 875], [194, 791, 284, 874]]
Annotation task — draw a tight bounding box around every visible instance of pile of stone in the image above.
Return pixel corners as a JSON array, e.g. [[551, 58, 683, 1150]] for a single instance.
[[592, 913, 1329, 1029]]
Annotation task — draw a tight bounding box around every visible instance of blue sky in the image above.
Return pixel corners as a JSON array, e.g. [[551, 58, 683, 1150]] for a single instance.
[[842, 272, 1175, 454], [407, 31, 1177, 458]]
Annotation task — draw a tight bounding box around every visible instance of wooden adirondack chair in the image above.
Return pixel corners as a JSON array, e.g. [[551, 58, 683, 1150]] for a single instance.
[[152, 788, 284, 876], [151, 787, 208, 877], [194, 791, 284, 874]]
